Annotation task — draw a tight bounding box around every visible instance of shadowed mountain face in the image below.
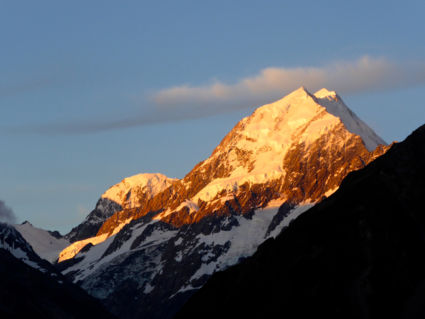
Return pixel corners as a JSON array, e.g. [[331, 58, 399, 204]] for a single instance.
[[0, 250, 117, 319], [0, 223, 116, 319], [175, 123, 425, 319]]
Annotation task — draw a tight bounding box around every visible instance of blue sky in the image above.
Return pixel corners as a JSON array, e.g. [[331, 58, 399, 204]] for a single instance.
[[1, 0, 424, 233]]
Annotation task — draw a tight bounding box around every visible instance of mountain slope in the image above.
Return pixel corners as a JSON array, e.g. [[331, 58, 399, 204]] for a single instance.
[[15, 221, 69, 263], [63, 173, 176, 255], [96, 87, 387, 233], [176, 123, 425, 319], [0, 222, 58, 273], [58, 87, 389, 319], [0, 223, 116, 318]]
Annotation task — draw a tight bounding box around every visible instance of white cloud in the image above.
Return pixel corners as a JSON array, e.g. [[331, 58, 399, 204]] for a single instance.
[[153, 56, 425, 109]]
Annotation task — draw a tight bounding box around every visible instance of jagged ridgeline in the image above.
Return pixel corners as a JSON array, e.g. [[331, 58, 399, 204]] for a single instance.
[[56, 87, 389, 319]]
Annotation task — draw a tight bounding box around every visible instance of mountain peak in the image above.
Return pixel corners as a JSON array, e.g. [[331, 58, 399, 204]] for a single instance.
[[57, 87, 391, 319], [289, 85, 311, 96], [314, 88, 338, 99], [101, 172, 177, 206], [277, 86, 315, 103], [254, 86, 385, 151]]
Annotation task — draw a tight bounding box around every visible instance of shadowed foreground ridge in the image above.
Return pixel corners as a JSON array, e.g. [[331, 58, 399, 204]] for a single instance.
[[0, 226, 116, 319], [176, 123, 425, 319]]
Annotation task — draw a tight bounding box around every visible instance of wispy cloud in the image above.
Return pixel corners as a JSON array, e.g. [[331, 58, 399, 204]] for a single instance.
[[0, 200, 16, 224], [7, 56, 425, 135], [153, 56, 425, 109], [0, 77, 55, 98], [17, 108, 211, 135]]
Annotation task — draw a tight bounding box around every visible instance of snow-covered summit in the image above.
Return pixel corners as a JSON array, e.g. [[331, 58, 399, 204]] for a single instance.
[[312, 88, 386, 151], [60, 173, 177, 260], [102, 173, 177, 208], [314, 87, 337, 98], [241, 86, 385, 151], [176, 86, 386, 206]]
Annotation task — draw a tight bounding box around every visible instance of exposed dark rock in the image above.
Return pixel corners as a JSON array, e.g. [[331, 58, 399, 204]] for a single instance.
[[56, 256, 85, 273], [48, 230, 63, 239], [79, 243, 93, 253], [66, 198, 122, 242]]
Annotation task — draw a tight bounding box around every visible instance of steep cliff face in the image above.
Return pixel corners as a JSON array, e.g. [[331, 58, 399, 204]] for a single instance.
[[57, 87, 389, 319]]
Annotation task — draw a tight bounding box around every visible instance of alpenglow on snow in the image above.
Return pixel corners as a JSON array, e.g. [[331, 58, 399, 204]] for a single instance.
[[51, 87, 389, 319]]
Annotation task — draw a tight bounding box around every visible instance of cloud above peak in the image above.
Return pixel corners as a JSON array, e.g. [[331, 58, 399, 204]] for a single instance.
[[153, 56, 425, 109], [8, 56, 425, 135]]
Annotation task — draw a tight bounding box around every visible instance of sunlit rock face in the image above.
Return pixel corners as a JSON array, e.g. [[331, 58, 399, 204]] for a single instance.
[[61, 173, 176, 260], [95, 87, 387, 233], [58, 87, 389, 319], [66, 173, 176, 243]]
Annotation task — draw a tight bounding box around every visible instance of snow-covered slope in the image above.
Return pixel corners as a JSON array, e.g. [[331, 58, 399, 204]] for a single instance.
[[61, 202, 315, 318], [65, 173, 176, 245], [15, 221, 69, 263], [59, 87, 390, 319], [153, 86, 385, 214], [0, 222, 59, 273], [93, 87, 387, 236], [102, 173, 176, 207], [313, 88, 385, 150]]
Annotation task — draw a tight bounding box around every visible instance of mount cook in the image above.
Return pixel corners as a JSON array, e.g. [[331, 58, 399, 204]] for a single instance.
[[29, 87, 389, 318]]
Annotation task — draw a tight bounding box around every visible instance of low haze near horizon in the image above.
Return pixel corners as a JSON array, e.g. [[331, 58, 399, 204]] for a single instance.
[[1, 1, 424, 233]]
